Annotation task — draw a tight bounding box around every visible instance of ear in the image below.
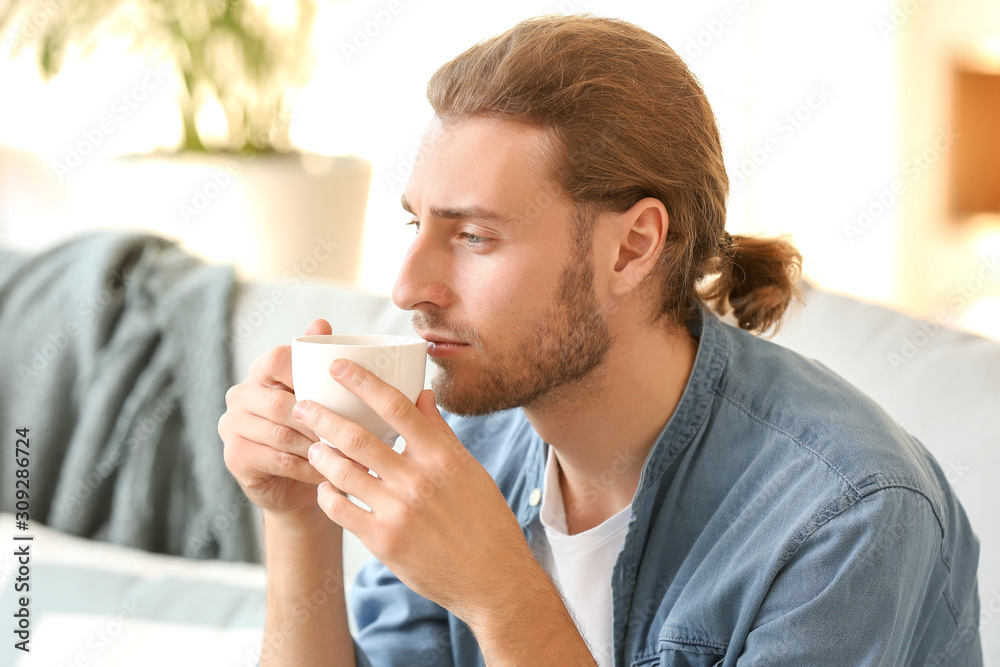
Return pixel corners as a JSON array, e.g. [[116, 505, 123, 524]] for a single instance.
[[608, 197, 668, 297]]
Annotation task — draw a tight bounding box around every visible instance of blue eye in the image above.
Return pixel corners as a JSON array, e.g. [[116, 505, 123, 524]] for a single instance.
[[406, 220, 491, 247], [459, 232, 490, 246]]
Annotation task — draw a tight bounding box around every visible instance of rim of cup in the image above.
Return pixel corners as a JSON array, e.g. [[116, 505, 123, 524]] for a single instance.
[[293, 334, 427, 347]]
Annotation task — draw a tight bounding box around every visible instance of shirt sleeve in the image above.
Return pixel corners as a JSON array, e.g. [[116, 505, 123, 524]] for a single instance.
[[737, 486, 982, 666], [350, 556, 455, 667]]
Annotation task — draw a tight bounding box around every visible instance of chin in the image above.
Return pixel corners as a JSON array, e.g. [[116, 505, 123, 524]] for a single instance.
[[431, 376, 493, 416], [430, 369, 522, 417]]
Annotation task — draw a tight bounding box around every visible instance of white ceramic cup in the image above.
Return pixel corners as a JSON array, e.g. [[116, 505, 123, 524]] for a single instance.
[[291, 334, 428, 446]]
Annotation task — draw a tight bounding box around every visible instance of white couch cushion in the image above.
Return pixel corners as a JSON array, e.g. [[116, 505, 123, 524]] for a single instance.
[[0, 513, 265, 666]]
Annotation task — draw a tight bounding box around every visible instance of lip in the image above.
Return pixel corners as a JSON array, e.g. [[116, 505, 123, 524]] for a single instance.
[[418, 331, 472, 358]]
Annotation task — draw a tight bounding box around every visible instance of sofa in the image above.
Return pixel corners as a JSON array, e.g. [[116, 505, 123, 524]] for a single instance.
[[1, 271, 997, 666]]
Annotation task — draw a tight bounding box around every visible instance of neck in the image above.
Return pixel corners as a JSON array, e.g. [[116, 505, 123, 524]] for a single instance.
[[524, 316, 698, 534]]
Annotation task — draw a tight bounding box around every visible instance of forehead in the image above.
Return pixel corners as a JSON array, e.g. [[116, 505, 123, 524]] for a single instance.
[[403, 116, 560, 215]]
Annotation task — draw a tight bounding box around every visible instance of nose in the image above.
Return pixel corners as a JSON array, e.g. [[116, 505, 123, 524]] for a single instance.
[[392, 231, 454, 312]]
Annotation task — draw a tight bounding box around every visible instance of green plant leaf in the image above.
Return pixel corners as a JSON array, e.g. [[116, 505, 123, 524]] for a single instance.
[[0, 0, 320, 153]]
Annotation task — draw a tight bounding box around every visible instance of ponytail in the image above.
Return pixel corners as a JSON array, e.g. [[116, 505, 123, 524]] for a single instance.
[[699, 234, 803, 335]]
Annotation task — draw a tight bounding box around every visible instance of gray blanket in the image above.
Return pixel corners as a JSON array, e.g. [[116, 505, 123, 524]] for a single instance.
[[0, 232, 257, 562]]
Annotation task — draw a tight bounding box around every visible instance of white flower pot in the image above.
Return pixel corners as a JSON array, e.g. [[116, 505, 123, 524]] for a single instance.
[[1, 149, 373, 286]]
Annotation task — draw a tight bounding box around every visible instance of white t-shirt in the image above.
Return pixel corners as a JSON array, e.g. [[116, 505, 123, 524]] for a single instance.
[[536, 447, 632, 667]]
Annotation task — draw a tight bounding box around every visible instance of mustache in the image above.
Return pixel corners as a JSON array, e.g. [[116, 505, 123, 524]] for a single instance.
[[411, 312, 482, 348]]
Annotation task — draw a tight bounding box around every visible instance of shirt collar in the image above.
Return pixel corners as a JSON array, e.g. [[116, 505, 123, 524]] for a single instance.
[[514, 306, 730, 530], [632, 306, 729, 509]]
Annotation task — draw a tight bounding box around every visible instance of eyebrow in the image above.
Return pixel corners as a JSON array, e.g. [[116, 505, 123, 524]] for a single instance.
[[400, 194, 520, 227]]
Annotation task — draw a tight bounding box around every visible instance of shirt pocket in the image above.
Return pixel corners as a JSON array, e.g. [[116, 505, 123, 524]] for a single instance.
[[641, 638, 725, 667]]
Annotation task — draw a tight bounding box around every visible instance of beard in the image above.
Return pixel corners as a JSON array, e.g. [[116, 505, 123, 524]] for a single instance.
[[413, 253, 613, 416]]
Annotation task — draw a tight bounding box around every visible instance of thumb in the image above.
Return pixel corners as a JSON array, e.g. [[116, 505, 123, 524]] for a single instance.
[[415, 389, 450, 430], [305, 318, 333, 335]]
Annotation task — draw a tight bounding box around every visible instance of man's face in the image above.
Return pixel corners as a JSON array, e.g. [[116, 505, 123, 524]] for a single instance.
[[392, 116, 613, 416]]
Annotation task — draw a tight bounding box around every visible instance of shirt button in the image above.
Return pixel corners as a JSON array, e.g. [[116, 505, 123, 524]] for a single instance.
[[529, 488, 542, 506]]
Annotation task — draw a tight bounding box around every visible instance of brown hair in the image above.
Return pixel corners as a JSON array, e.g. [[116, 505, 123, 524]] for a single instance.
[[426, 13, 801, 334]]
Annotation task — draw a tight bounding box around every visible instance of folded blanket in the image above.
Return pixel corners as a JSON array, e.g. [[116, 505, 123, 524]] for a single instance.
[[0, 232, 257, 562]]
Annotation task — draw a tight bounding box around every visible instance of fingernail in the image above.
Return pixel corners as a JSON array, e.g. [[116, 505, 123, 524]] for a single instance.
[[308, 442, 322, 460], [330, 359, 348, 377], [293, 401, 307, 420]]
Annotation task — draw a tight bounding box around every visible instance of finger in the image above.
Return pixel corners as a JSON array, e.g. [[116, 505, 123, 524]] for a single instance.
[[308, 442, 383, 503], [225, 435, 327, 487], [415, 389, 451, 432], [305, 318, 333, 336], [236, 411, 315, 456], [240, 383, 318, 442], [250, 345, 295, 391], [292, 399, 397, 475], [328, 358, 437, 448], [412, 389, 468, 461], [249, 321, 332, 390], [316, 481, 375, 536]]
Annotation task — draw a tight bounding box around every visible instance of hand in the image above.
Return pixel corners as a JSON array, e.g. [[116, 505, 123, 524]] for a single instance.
[[220, 318, 336, 523], [294, 360, 540, 624]]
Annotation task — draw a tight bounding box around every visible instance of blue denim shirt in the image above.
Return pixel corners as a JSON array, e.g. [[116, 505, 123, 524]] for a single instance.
[[351, 308, 982, 666]]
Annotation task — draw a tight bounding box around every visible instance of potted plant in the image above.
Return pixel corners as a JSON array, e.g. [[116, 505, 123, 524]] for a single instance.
[[0, 0, 372, 285]]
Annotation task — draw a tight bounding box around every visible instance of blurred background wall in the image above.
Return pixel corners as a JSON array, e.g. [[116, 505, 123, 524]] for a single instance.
[[0, 0, 997, 339]]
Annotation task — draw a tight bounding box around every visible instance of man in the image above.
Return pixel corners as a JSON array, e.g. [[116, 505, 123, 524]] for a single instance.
[[219, 14, 982, 666]]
